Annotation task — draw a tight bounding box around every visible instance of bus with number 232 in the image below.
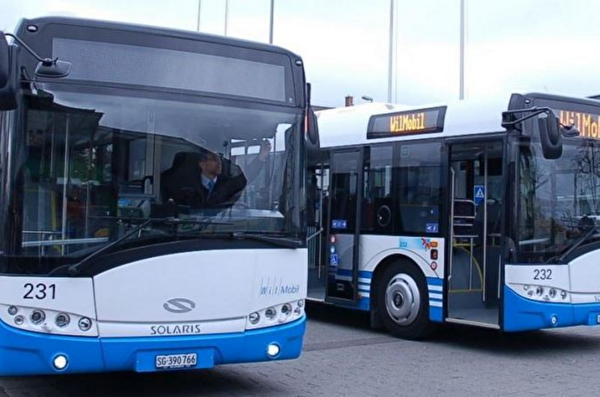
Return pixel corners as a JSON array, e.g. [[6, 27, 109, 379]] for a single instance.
[[308, 92, 600, 339]]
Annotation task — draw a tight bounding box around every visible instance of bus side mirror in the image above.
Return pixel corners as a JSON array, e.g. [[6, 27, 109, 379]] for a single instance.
[[538, 111, 562, 160], [306, 107, 320, 165], [307, 107, 319, 146], [0, 32, 18, 111]]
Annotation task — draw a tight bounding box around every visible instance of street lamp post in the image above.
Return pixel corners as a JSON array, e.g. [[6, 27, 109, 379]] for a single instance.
[[269, 0, 275, 44]]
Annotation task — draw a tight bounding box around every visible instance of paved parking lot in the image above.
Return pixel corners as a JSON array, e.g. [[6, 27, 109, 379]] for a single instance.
[[2, 304, 600, 396]]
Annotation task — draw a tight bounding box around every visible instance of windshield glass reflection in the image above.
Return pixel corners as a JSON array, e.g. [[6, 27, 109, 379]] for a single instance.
[[4, 88, 301, 270], [518, 139, 600, 262]]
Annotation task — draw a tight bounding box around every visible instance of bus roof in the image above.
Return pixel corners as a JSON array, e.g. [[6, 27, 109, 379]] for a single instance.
[[317, 96, 510, 149], [15, 16, 302, 59]]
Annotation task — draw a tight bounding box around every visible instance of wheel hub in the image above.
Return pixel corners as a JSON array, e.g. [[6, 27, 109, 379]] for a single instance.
[[385, 274, 420, 326]]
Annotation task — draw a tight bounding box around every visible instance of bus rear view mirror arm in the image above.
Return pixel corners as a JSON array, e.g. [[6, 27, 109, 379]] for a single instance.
[[0, 31, 18, 110], [502, 106, 580, 160], [4, 32, 71, 78]]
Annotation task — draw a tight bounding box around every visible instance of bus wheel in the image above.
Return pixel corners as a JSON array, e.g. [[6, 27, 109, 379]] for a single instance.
[[376, 261, 432, 340]]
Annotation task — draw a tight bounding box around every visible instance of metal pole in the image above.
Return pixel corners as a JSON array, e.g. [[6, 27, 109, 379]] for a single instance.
[[459, 0, 465, 100], [224, 0, 229, 36], [387, 0, 394, 103], [61, 116, 70, 256], [196, 0, 202, 31], [269, 0, 275, 44]]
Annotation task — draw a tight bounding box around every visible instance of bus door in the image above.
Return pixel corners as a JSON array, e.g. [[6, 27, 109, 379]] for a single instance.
[[323, 148, 364, 304], [447, 141, 504, 328], [307, 160, 328, 301]]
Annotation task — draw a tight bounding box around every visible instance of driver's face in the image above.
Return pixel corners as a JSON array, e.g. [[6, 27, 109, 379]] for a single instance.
[[199, 153, 222, 176]]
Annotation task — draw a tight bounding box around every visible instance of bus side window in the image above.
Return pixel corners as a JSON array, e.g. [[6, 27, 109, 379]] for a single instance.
[[362, 145, 394, 234], [396, 142, 443, 235]]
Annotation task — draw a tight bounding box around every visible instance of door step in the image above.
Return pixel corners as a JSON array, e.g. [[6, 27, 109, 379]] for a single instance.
[[445, 317, 500, 329]]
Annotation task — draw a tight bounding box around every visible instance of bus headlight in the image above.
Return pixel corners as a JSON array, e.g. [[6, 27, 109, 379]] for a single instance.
[[561, 290, 568, 299], [7, 306, 18, 316], [249, 312, 260, 325], [281, 304, 292, 317], [55, 313, 70, 328], [14, 315, 24, 326], [31, 310, 45, 325], [265, 307, 277, 320], [548, 289, 557, 299], [535, 286, 544, 297]]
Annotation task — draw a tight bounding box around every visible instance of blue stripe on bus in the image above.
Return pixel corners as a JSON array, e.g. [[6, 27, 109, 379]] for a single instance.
[[427, 277, 443, 286], [427, 277, 443, 323], [429, 306, 443, 322]]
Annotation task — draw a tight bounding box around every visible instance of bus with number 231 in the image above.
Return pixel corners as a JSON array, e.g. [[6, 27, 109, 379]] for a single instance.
[[0, 17, 318, 375]]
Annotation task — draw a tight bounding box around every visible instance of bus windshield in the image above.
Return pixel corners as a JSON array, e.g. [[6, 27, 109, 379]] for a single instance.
[[0, 84, 302, 274], [517, 138, 600, 263]]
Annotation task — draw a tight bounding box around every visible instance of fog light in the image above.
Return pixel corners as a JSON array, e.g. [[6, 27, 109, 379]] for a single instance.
[[265, 307, 277, 320], [551, 315, 559, 327], [78, 317, 92, 331], [266, 343, 280, 358], [55, 313, 70, 328], [53, 354, 68, 370], [14, 315, 24, 326], [298, 299, 305, 308], [7, 306, 18, 316], [31, 310, 45, 325], [561, 290, 568, 299], [249, 312, 260, 325]]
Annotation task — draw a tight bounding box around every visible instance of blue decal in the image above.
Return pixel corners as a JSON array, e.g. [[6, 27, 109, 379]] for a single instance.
[[332, 219, 347, 229], [330, 253, 339, 266], [474, 185, 485, 206], [426, 223, 439, 233]]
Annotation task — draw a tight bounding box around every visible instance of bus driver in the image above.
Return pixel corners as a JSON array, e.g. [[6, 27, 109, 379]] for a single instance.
[[162, 141, 271, 209]]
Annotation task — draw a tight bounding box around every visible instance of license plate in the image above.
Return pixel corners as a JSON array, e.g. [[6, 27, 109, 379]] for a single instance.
[[155, 353, 197, 369]]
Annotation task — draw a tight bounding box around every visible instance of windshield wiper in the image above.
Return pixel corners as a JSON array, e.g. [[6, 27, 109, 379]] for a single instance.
[[551, 225, 600, 264], [57, 218, 232, 276], [65, 219, 152, 276], [231, 231, 303, 248]]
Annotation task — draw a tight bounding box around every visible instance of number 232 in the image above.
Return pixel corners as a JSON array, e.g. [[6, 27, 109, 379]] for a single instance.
[[533, 269, 552, 281]]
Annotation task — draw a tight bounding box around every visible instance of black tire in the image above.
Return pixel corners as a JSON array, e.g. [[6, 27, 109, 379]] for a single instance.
[[376, 260, 433, 340]]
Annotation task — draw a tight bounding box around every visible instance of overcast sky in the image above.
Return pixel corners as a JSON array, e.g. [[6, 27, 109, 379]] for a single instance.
[[2, 0, 600, 107]]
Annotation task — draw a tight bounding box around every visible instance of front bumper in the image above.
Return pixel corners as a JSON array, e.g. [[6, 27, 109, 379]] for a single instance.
[[0, 316, 306, 376], [504, 287, 600, 331]]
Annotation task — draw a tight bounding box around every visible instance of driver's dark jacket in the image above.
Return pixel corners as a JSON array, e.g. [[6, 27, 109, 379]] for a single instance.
[[161, 153, 264, 209]]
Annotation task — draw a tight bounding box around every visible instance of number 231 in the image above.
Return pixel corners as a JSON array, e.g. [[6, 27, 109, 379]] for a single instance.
[[23, 283, 56, 300]]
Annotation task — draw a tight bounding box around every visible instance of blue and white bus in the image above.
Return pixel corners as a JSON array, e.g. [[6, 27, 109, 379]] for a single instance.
[[308, 92, 600, 339], [0, 17, 316, 375]]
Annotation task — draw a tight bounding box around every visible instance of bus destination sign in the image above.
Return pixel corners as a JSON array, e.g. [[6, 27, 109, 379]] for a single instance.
[[367, 106, 447, 139], [559, 110, 600, 139]]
